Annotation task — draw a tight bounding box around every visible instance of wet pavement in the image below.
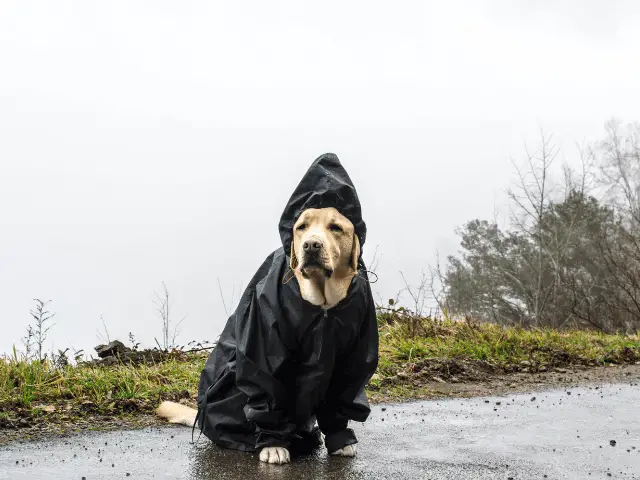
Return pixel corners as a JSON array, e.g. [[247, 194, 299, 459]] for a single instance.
[[1, 382, 639, 479]]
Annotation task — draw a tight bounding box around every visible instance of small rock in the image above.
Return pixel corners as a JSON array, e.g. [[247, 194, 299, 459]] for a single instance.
[[94, 340, 130, 358], [80, 400, 96, 412], [610, 440, 617, 446]]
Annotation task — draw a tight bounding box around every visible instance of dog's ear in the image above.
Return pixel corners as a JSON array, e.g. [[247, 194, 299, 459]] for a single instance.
[[350, 234, 360, 272], [290, 241, 299, 270]]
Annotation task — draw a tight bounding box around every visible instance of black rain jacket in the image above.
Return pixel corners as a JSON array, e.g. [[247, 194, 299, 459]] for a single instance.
[[195, 153, 379, 454]]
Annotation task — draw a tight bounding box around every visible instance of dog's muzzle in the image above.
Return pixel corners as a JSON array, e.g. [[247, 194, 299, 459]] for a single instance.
[[301, 252, 333, 278]]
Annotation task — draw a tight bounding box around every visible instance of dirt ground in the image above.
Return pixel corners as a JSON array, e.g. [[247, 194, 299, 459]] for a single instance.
[[368, 361, 640, 402], [2, 362, 639, 446]]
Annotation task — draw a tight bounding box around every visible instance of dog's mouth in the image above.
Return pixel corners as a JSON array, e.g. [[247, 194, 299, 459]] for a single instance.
[[300, 258, 333, 278]]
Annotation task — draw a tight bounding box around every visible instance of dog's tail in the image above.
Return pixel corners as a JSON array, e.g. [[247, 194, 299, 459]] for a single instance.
[[156, 401, 197, 428]]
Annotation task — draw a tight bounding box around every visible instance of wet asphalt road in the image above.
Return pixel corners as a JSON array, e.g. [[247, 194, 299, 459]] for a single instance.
[[1, 382, 639, 480]]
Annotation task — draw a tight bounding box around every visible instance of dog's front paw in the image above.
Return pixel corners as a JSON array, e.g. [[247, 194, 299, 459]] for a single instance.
[[330, 444, 357, 457], [259, 447, 291, 464]]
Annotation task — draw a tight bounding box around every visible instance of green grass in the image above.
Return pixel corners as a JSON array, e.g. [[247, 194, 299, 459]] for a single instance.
[[378, 317, 639, 368], [1, 316, 638, 423], [0, 351, 203, 417]]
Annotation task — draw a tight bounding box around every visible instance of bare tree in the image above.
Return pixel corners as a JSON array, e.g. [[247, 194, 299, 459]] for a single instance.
[[399, 270, 429, 322], [506, 130, 560, 327], [592, 120, 640, 331], [154, 282, 186, 350], [30, 299, 56, 361], [599, 119, 640, 224]]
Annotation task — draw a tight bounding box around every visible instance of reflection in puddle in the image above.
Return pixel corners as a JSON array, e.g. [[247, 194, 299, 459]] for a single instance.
[[187, 441, 368, 480]]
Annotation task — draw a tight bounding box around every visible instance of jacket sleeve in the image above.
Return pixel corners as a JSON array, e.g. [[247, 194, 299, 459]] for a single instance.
[[234, 291, 296, 450], [316, 285, 379, 452]]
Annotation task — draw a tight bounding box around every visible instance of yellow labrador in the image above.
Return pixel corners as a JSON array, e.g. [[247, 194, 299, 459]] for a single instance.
[[157, 207, 360, 463], [290, 206, 360, 309]]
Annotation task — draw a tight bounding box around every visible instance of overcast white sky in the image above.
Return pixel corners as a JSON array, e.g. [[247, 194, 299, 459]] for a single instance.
[[1, 0, 639, 356]]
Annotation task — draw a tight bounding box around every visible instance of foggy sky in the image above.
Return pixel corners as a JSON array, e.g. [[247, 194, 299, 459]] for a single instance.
[[1, 0, 639, 356]]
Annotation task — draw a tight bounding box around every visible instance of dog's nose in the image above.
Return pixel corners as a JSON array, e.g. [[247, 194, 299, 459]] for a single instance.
[[303, 240, 323, 253]]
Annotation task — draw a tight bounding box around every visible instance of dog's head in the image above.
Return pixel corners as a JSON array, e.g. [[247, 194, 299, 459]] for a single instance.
[[289, 207, 360, 279]]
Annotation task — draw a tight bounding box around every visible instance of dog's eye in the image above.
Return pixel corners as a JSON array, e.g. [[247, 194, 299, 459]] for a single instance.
[[296, 223, 307, 231], [328, 223, 343, 233]]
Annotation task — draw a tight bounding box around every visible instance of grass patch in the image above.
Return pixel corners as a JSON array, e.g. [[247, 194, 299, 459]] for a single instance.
[[378, 317, 639, 368], [0, 353, 204, 420], [1, 316, 638, 429]]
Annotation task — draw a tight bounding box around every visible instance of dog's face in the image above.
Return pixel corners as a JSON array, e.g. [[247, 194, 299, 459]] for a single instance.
[[290, 207, 360, 279]]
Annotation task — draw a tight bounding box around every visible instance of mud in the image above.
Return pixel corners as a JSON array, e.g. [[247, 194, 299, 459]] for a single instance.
[[369, 362, 640, 402], [2, 380, 639, 479]]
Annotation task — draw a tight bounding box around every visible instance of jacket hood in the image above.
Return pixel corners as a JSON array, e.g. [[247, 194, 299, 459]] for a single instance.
[[279, 153, 367, 256]]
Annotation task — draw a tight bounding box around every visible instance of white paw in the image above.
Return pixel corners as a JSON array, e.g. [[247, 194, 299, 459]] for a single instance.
[[330, 444, 357, 457], [259, 446, 291, 464]]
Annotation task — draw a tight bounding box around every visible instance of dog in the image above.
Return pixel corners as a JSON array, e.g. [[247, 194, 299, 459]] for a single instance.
[[290, 206, 360, 309], [156, 154, 378, 465]]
